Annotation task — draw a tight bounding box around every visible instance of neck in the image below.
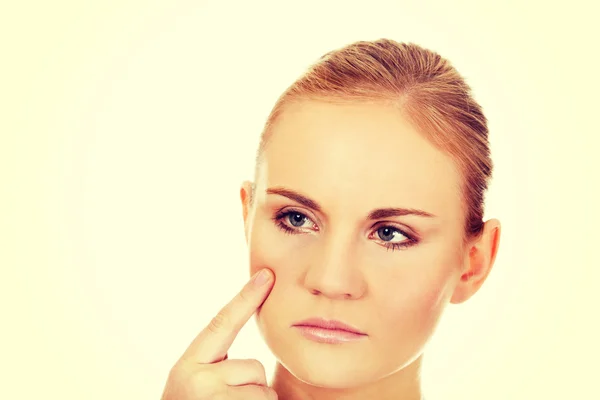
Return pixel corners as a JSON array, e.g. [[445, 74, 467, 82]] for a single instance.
[[271, 356, 424, 400]]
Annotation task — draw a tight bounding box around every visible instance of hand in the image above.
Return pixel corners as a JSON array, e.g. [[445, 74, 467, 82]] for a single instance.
[[160, 268, 277, 399]]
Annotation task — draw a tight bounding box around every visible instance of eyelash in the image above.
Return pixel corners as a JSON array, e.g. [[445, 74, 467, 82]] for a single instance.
[[272, 210, 314, 235], [271, 210, 418, 251]]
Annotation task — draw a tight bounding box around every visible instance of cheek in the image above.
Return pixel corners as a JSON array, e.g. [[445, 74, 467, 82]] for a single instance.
[[375, 256, 461, 336], [248, 221, 306, 277], [248, 221, 308, 319]]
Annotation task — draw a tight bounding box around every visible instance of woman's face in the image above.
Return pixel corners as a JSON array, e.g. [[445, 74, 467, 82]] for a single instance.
[[242, 99, 469, 388]]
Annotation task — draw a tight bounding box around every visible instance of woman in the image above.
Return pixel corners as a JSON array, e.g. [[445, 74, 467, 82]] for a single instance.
[[161, 38, 501, 400]]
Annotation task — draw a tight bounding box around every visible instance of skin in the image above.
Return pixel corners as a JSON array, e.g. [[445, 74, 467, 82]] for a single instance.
[[239, 99, 501, 400]]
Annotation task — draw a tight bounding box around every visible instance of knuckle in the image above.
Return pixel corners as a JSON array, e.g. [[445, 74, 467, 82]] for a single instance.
[[247, 358, 266, 374], [207, 311, 230, 334], [258, 386, 278, 399], [189, 368, 224, 398], [166, 363, 188, 385], [237, 285, 254, 303], [163, 364, 221, 400]]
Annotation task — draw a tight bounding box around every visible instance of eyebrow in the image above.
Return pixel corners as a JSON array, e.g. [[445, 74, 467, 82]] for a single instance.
[[266, 187, 436, 219], [367, 208, 435, 219], [267, 187, 322, 212]]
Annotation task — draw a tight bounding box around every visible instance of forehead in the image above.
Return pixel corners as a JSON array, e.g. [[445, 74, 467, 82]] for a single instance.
[[261, 100, 463, 219]]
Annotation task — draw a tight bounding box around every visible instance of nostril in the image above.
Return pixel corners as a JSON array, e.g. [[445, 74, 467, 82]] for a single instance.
[[310, 288, 353, 299]]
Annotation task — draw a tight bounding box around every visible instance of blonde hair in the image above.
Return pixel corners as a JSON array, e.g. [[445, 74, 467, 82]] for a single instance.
[[256, 39, 492, 239]]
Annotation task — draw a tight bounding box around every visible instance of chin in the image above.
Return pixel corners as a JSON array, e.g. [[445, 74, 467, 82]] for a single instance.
[[259, 323, 394, 390], [276, 344, 424, 392], [279, 355, 381, 389]]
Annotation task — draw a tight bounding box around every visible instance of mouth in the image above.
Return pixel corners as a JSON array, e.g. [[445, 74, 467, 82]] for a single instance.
[[291, 317, 368, 344]]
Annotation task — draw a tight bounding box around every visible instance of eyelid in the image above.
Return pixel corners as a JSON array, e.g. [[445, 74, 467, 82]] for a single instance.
[[369, 221, 418, 240], [367, 224, 419, 251], [275, 208, 320, 231], [277, 207, 319, 225]]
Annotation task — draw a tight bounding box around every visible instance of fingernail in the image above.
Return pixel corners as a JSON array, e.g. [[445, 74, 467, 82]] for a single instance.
[[253, 269, 270, 287]]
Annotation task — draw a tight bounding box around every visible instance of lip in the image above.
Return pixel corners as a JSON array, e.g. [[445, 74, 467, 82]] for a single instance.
[[291, 317, 367, 344]]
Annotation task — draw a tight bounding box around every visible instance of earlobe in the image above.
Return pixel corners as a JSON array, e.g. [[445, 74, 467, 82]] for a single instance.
[[450, 219, 501, 304]]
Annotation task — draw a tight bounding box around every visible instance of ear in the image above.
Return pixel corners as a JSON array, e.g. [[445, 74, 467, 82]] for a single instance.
[[450, 219, 501, 304], [240, 180, 254, 242]]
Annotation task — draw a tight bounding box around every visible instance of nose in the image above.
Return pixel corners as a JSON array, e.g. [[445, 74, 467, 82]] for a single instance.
[[301, 230, 367, 300]]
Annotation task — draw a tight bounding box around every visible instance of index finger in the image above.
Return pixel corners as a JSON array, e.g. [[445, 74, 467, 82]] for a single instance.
[[181, 268, 274, 364]]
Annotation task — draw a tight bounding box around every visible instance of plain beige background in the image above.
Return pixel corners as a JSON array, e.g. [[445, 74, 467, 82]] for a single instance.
[[1, 1, 598, 399]]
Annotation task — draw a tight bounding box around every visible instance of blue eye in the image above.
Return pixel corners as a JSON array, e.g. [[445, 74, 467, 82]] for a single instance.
[[372, 225, 418, 251], [288, 212, 308, 227], [377, 227, 407, 242], [272, 210, 317, 234], [272, 210, 418, 251]]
